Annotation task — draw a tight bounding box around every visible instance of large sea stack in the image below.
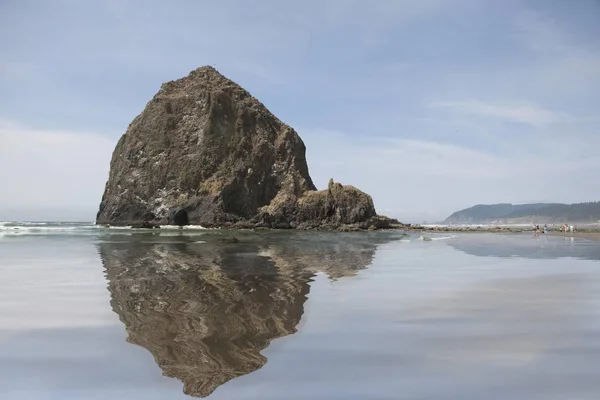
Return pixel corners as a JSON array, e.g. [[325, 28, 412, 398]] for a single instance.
[[97, 66, 396, 229]]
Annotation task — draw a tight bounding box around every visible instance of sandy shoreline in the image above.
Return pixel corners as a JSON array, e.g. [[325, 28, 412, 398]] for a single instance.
[[546, 231, 600, 242], [408, 225, 600, 241]]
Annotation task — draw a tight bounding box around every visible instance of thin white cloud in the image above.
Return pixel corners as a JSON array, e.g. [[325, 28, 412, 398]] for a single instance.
[[0, 119, 115, 219], [429, 100, 571, 126], [513, 8, 600, 96], [300, 127, 600, 222], [514, 9, 600, 60], [514, 10, 573, 55]]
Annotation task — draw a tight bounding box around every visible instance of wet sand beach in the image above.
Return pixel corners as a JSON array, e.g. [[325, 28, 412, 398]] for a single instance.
[[547, 231, 600, 242]]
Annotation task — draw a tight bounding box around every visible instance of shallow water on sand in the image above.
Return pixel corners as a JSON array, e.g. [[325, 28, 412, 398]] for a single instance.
[[1, 227, 600, 399]]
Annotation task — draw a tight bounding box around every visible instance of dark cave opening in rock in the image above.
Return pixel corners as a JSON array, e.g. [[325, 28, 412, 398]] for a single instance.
[[173, 209, 189, 226]]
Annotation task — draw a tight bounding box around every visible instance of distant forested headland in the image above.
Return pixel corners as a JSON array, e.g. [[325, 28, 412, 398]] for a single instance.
[[444, 202, 600, 224]]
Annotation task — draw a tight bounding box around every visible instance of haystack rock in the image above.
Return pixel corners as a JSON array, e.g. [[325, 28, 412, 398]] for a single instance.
[[97, 66, 398, 229]]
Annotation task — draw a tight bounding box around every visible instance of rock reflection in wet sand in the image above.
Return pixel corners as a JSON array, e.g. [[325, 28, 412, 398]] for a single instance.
[[99, 232, 399, 397]]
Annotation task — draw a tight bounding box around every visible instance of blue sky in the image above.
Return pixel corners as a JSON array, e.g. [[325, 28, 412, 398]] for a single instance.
[[1, 0, 599, 222]]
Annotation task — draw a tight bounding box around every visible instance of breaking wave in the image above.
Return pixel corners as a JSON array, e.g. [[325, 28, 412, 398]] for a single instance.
[[0, 221, 209, 237]]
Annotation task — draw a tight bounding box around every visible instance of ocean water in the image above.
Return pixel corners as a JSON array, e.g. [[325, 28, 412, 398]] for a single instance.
[[2, 222, 600, 399]]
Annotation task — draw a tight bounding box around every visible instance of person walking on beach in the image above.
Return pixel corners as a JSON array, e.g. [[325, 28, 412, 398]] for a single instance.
[[544, 224, 548, 234]]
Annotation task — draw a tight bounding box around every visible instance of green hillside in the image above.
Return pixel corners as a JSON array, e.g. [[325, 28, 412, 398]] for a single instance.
[[444, 202, 600, 224]]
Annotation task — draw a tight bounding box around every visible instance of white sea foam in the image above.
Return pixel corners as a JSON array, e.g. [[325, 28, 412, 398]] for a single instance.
[[159, 225, 207, 230], [0, 220, 215, 238], [416, 234, 457, 242], [0, 226, 79, 237], [0, 226, 77, 232], [0, 222, 103, 237], [430, 235, 457, 241], [423, 223, 533, 228]]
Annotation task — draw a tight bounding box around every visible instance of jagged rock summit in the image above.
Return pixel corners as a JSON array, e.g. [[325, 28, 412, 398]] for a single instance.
[[97, 66, 397, 230]]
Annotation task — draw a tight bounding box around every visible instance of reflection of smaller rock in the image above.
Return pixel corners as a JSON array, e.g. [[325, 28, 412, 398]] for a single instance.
[[217, 236, 239, 243]]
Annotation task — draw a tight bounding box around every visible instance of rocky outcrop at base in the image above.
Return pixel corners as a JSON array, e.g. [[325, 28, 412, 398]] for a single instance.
[[96, 66, 399, 230], [250, 178, 397, 230]]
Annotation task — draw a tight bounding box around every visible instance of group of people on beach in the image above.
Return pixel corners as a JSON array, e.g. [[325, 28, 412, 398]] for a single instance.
[[532, 223, 575, 236], [561, 224, 575, 233], [532, 224, 548, 236]]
